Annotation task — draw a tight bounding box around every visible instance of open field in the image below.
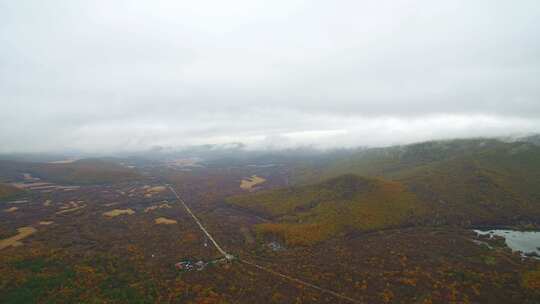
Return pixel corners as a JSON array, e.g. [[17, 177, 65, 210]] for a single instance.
[[56, 204, 87, 214], [0, 227, 36, 250], [144, 203, 171, 213], [4, 207, 18, 213], [155, 217, 177, 225], [240, 175, 266, 190], [103, 208, 135, 218]]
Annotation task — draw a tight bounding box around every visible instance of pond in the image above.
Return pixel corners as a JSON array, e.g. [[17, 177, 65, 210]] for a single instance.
[[474, 229, 540, 258]]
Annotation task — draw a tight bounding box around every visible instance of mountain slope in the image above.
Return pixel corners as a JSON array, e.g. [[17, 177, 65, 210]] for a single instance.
[[291, 138, 540, 227], [228, 138, 540, 245], [402, 143, 540, 226], [291, 138, 510, 183]]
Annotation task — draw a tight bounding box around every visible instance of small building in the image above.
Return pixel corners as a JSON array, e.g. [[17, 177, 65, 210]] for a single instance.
[[175, 260, 194, 271]]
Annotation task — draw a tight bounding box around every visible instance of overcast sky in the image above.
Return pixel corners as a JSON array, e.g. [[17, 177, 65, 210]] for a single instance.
[[1, 0, 539, 153]]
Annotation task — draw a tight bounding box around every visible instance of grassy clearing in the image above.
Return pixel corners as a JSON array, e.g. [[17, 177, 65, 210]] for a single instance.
[[0, 227, 37, 250], [145, 186, 166, 193], [143, 186, 167, 197], [144, 203, 171, 213], [56, 205, 86, 215], [240, 175, 266, 190], [103, 209, 135, 218], [3, 207, 18, 212], [154, 217, 177, 225]]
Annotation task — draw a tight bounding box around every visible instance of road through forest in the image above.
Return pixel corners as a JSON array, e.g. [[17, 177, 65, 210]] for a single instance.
[[167, 184, 362, 304]]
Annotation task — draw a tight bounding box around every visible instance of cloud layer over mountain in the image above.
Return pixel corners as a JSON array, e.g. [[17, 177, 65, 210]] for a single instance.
[[1, 0, 539, 152]]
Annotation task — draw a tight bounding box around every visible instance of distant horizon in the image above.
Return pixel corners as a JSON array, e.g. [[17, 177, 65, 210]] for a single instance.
[[1, 132, 537, 157]]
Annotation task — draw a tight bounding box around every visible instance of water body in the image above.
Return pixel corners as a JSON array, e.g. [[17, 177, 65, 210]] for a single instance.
[[474, 229, 540, 257]]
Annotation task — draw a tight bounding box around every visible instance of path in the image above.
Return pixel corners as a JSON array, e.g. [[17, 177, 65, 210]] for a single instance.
[[167, 185, 234, 260], [167, 184, 361, 303], [238, 258, 363, 303]]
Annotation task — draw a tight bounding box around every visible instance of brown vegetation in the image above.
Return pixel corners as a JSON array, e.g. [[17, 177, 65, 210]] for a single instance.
[[2, 140, 540, 303], [523, 269, 540, 290], [0, 183, 21, 199], [229, 174, 426, 245]]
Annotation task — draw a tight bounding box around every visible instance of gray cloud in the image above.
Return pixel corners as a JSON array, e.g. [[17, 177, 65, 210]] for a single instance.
[[1, 0, 540, 153]]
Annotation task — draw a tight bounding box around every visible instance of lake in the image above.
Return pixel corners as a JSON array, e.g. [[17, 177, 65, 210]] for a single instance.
[[474, 229, 540, 257]]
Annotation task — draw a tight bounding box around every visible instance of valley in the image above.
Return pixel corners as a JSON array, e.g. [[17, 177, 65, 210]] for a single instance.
[[3, 2, 539, 302], [1, 138, 540, 303]]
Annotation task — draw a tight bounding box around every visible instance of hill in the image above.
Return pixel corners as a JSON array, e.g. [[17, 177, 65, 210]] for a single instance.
[[227, 174, 427, 245], [0, 159, 140, 185], [401, 144, 540, 226], [31, 159, 140, 184], [289, 138, 540, 227], [227, 138, 540, 246]]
